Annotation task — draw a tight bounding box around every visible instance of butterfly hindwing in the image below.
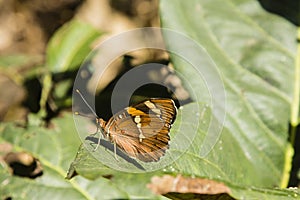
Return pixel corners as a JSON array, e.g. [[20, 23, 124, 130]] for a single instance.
[[103, 98, 177, 162]]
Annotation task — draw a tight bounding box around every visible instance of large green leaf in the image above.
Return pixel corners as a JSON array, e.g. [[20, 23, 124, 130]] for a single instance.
[[231, 0, 297, 52], [68, 103, 300, 199], [160, 0, 296, 187]]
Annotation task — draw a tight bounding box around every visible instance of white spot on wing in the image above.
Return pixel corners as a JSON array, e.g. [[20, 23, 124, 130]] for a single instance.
[[134, 115, 141, 123], [144, 101, 156, 109]]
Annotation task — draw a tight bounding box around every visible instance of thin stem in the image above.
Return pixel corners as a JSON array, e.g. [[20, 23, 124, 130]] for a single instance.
[[290, 28, 300, 145]]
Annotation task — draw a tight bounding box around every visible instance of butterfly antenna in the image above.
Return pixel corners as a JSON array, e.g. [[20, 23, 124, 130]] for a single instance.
[[76, 89, 102, 151], [74, 112, 93, 119], [75, 89, 98, 118]]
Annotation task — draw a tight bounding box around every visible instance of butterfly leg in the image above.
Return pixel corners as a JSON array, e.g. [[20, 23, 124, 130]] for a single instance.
[[92, 125, 101, 151], [113, 142, 119, 161]]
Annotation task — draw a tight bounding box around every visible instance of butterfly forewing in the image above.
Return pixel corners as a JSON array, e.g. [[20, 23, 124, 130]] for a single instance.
[[101, 98, 177, 162]]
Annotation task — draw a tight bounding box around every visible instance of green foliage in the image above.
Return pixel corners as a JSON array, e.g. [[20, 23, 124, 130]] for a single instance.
[[68, 104, 300, 199], [0, 0, 299, 199], [46, 20, 101, 73], [161, 0, 298, 182]]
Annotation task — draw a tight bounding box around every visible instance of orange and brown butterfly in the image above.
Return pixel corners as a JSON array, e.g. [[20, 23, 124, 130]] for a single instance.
[[75, 89, 177, 162]]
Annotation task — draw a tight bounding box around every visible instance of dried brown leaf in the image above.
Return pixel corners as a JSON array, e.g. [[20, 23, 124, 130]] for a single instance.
[[148, 175, 231, 195]]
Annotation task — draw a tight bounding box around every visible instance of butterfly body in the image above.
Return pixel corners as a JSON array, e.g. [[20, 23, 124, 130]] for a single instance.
[[96, 98, 177, 162]]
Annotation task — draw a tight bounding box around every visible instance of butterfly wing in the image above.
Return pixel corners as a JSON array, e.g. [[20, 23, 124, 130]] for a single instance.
[[105, 98, 177, 162], [110, 131, 168, 162]]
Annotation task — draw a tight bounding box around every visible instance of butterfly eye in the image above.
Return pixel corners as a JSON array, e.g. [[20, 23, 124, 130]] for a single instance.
[[97, 118, 106, 128]]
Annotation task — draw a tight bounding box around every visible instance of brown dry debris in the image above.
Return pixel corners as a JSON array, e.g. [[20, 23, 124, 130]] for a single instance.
[[148, 175, 231, 195], [3, 151, 43, 179]]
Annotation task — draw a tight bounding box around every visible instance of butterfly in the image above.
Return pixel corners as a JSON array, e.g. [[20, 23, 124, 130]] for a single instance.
[[76, 90, 177, 162]]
